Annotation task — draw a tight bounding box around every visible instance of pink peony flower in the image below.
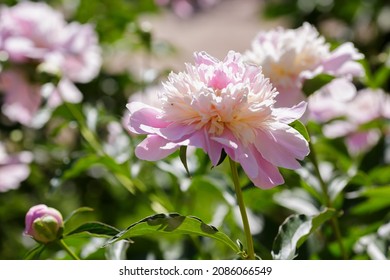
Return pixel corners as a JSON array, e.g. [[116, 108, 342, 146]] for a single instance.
[[244, 23, 363, 108], [126, 51, 309, 188], [0, 1, 101, 126], [0, 142, 33, 192], [0, 1, 65, 62], [24, 204, 63, 244], [320, 89, 390, 155]]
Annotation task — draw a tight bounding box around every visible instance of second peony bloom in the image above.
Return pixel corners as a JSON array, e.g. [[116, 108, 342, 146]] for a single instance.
[[126, 51, 309, 188]]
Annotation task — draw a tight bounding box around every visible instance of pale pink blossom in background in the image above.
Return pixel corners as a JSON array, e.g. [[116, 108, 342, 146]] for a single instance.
[[319, 89, 390, 155], [0, 1, 101, 126], [244, 23, 363, 108], [0, 1, 64, 62], [0, 142, 33, 192], [308, 78, 358, 123], [0, 69, 41, 125], [0, 69, 82, 125], [126, 51, 309, 188], [155, 0, 221, 19]]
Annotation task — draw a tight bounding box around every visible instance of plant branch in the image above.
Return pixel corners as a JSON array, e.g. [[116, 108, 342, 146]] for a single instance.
[[229, 157, 255, 260]]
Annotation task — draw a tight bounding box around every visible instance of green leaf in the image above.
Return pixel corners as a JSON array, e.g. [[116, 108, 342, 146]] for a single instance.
[[372, 65, 390, 88], [62, 154, 100, 181], [24, 244, 45, 260], [66, 222, 121, 238], [351, 185, 390, 215], [105, 213, 240, 253], [290, 120, 310, 142], [179, 146, 191, 177], [215, 149, 227, 167], [64, 207, 94, 225], [302, 74, 335, 96], [61, 154, 137, 193], [272, 208, 336, 260], [369, 166, 390, 185]]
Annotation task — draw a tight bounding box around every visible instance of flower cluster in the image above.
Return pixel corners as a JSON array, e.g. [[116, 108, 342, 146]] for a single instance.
[[244, 23, 363, 108], [126, 51, 309, 188], [0, 1, 101, 126], [310, 88, 390, 155]]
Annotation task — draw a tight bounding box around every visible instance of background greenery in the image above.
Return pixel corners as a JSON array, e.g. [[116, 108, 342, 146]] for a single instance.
[[0, 0, 389, 260]]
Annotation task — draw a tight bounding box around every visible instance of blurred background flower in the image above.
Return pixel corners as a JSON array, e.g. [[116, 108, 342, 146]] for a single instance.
[[0, 142, 32, 192]]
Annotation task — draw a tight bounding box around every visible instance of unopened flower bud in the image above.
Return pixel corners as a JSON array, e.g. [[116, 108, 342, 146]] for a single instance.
[[24, 204, 63, 244]]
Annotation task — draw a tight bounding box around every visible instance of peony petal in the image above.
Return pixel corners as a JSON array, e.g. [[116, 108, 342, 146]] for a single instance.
[[246, 147, 284, 189], [213, 130, 259, 178], [160, 123, 196, 141], [135, 135, 179, 161], [274, 87, 306, 108], [323, 121, 356, 138], [273, 101, 307, 123], [187, 129, 223, 165], [194, 51, 218, 66], [325, 78, 357, 101], [0, 164, 30, 192], [0, 70, 41, 125], [322, 42, 364, 74], [127, 102, 169, 135], [255, 125, 309, 169]]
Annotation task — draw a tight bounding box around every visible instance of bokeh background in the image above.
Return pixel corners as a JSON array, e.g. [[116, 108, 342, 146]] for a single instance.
[[0, 0, 389, 260]]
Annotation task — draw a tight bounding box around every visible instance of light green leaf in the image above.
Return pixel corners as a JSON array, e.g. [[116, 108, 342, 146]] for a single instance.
[[290, 120, 310, 142], [272, 208, 336, 260], [62, 154, 100, 180], [105, 213, 240, 253], [302, 73, 334, 96], [351, 185, 390, 215], [66, 222, 121, 238], [64, 207, 94, 225]]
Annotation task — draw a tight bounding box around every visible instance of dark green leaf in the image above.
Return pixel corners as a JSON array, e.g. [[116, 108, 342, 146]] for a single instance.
[[290, 120, 310, 142], [105, 213, 240, 253], [24, 244, 45, 260], [215, 149, 227, 167], [66, 222, 121, 238], [372, 65, 390, 88], [272, 208, 336, 259], [179, 146, 191, 177], [302, 74, 335, 96]]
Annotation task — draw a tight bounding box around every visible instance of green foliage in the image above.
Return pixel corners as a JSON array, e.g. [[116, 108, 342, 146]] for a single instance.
[[106, 213, 241, 255], [272, 208, 337, 260]]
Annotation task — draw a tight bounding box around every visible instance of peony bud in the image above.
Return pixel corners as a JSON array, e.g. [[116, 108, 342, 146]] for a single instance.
[[24, 204, 64, 244]]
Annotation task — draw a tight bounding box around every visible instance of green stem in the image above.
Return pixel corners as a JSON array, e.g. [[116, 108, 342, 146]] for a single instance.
[[229, 157, 255, 260], [308, 141, 347, 259], [58, 239, 80, 260]]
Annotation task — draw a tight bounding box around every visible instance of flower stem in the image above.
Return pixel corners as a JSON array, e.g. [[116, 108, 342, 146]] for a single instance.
[[58, 239, 80, 260], [308, 141, 347, 259], [229, 157, 255, 260]]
